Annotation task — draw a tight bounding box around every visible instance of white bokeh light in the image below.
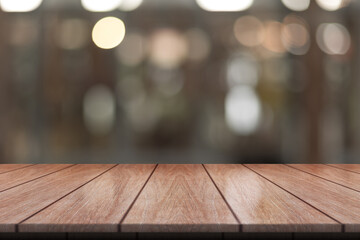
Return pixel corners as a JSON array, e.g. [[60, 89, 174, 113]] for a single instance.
[[316, 23, 351, 55], [81, 0, 122, 12], [281, 0, 310, 11], [0, 0, 42, 12], [225, 86, 261, 135], [118, 0, 143, 11], [196, 0, 253, 12], [316, 0, 343, 11]]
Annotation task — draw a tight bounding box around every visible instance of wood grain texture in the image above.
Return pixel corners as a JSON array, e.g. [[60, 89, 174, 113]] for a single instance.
[[0, 164, 33, 174], [122, 164, 238, 232], [246, 164, 360, 232], [327, 164, 360, 174], [204, 164, 340, 232], [19, 165, 156, 232], [0, 164, 73, 192], [288, 164, 360, 192], [0, 164, 115, 232]]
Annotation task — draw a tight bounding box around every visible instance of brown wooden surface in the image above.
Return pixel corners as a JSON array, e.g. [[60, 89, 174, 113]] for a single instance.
[[0, 164, 359, 233], [246, 164, 360, 232], [204, 164, 340, 232], [20, 165, 156, 232], [0, 164, 73, 192], [288, 164, 360, 192], [0, 164, 33, 174], [327, 164, 360, 174], [121, 164, 238, 232], [0, 164, 114, 232]]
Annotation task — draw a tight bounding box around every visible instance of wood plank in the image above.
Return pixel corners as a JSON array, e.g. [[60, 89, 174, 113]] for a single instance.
[[122, 164, 238, 232], [0, 164, 33, 174], [204, 164, 340, 232], [246, 164, 360, 232], [0, 164, 115, 232], [327, 164, 360, 174], [0, 164, 73, 192], [288, 164, 360, 192], [19, 164, 156, 232]]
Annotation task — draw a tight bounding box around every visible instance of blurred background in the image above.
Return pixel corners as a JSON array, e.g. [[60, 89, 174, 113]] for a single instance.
[[0, 0, 358, 164]]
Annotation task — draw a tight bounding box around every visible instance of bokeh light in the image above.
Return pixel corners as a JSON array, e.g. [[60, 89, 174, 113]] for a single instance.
[[281, 0, 310, 11], [0, 0, 42, 12], [316, 23, 351, 55], [92, 17, 126, 50], [196, 0, 253, 12], [118, 0, 143, 11], [233, 16, 264, 47], [81, 0, 122, 12], [185, 28, 211, 62], [225, 86, 261, 135], [83, 85, 116, 136], [116, 31, 147, 66], [263, 21, 286, 54], [226, 53, 259, 88], [1, 0, 357, 166], [57, 19, 90, 50], [316, 0, 349, 11], [149, 28, 188, 69], [281, 16, 310, 55]]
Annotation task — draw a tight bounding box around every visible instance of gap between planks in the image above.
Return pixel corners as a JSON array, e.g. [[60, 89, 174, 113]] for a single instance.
[[325, 164, 360, 175], [15, 164, 118, 233], [285, 164, 360, 194], [202, 164, 242, 232], [242, 164, 345, 232], [0, 164, 76, 194], [118, 164, 159, 232], [0, 165, 35, 175]]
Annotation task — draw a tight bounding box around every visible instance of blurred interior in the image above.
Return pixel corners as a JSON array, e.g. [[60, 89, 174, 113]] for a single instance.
[[0, 0, 358, 164]]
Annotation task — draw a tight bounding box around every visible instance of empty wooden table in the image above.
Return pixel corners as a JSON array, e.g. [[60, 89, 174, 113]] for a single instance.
[[0, 164, 359, 233]]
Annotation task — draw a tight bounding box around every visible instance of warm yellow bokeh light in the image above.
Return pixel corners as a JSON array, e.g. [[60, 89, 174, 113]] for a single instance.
[[233, 16, 264, 47], [92, 17, 126, 50], [263, 21, 286, 54], [149, 28, 188, 69]]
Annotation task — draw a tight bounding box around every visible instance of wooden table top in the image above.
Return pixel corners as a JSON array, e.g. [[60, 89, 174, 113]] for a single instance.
[[0, 164, 359, 233]]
